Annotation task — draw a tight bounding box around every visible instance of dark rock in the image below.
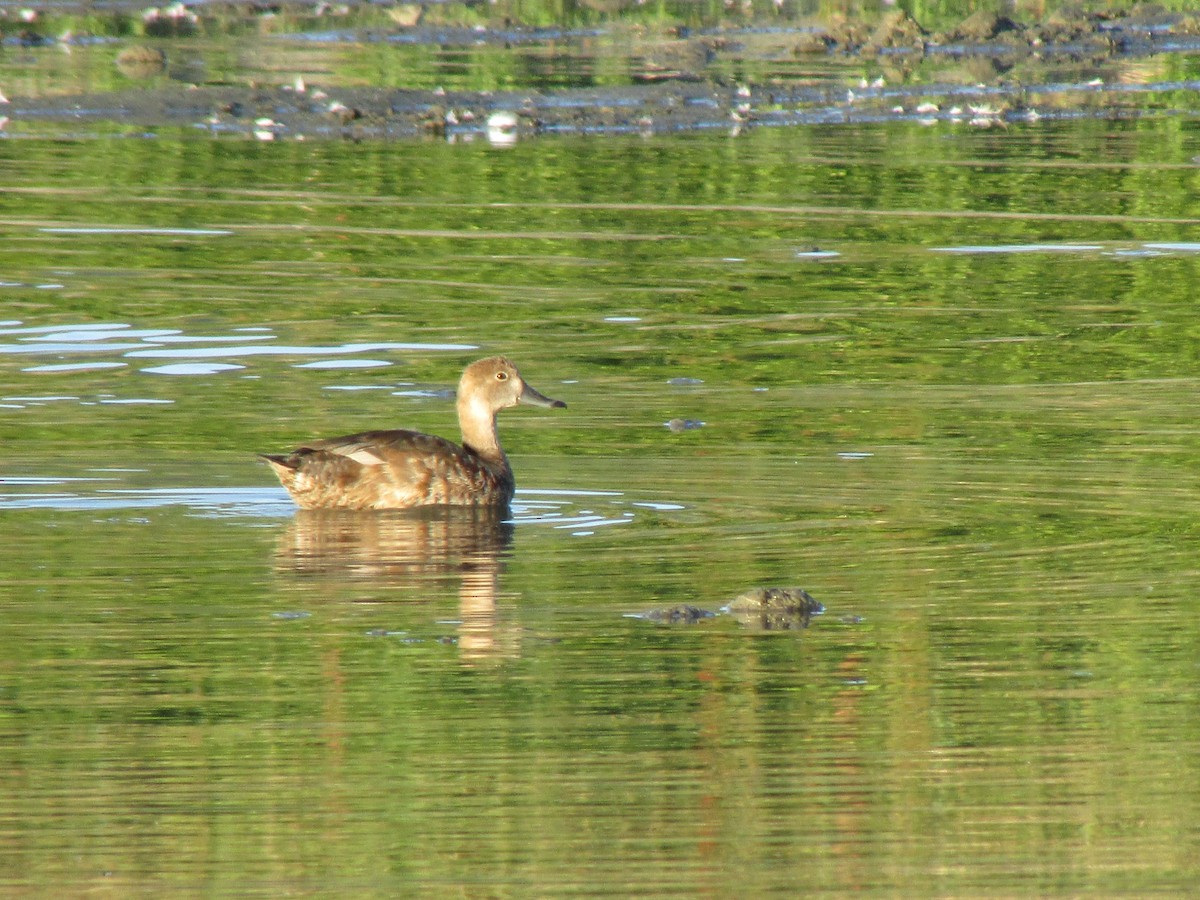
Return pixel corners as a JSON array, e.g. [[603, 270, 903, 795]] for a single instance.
[[722, 586, 824, 631]]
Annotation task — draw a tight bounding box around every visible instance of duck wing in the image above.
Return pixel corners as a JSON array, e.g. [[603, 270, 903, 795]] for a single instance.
[[262, 430, 512, 509]]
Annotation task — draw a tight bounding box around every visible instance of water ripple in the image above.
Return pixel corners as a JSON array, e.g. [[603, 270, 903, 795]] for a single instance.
[[0, 480, 684, 533], [124, 342, 477, 358]]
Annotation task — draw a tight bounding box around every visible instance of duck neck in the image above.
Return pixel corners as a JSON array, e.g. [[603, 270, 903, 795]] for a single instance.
[[458, 395, 508, 466]]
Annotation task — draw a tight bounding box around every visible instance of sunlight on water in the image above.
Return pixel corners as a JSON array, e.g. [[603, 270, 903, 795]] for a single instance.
[[17, 361, 125, 372], [0, 322, 480, 392], [141, 363, 247, 375]]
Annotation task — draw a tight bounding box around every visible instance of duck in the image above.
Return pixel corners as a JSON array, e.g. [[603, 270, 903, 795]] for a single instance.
[[261, 357, 566, 510]]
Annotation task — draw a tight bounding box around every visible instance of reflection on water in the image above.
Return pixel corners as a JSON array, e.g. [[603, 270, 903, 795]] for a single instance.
[[277, 508, 516, 663]]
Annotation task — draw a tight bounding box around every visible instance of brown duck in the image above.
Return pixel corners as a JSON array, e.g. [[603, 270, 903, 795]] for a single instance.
[[262, 357, 566, 509]]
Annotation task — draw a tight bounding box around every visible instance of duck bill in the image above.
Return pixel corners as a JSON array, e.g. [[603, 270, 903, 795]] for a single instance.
[[519, 383, 566, 409]]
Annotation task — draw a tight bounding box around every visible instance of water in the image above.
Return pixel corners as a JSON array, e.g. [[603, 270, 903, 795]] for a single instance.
[[3, 119, 1200, 894]]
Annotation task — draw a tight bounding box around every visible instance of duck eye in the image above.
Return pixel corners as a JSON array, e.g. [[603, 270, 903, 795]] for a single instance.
[[495, 372, 508, 381]]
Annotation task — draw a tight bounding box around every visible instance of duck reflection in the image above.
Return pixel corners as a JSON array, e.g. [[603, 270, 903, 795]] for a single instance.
[[274, 507, 516, 663]]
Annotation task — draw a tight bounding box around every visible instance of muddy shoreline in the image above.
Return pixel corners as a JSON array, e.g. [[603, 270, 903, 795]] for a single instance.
[[4, 5, 1200, 140]]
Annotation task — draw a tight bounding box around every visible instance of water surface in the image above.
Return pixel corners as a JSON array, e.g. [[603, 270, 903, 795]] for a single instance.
[[2, 121, 1200, 894]]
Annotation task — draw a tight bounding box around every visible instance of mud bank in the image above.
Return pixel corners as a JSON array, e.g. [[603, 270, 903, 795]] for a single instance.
[[4, 4, 1200, 140]]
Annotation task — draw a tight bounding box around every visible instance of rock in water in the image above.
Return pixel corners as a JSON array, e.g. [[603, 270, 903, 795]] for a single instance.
[[723, 587, 824, 630]]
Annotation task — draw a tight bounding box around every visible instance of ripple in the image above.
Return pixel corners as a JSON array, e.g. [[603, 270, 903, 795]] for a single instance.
[[98, 398, 175, 405], [23, 328, 181, 342], [1, 395, 81, 409], [392, 389, 456, 399], [0, 476, 112, 486], [39, 227, 234, 236], [295, 359, 392, 369], [0, 322, 133, 336], [0, 483, 681, 531], [23, 362, 128, 373], [931, 243, 1104, 254], [1143, 242, 1200, 252], [124, 342, 477, 358], [0, 485, 292, 517], [0, 342, 150, 355], [140, 363, 247, 375], [151, 334, 277, 344], [514, 488, 678, 535]]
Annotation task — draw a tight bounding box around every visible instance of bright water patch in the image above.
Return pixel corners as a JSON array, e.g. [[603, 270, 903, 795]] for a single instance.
[[22, 362, 128, 372], [294, 359, 393, 369], [0, 341, 150, 354], [1143, 242, 1200, 252], [97, 398, 174, 405], [22, 328, 181, 342], [0, 322, 135, 336], [141, 363, 247, 375], [392, 388, 456, 399], [143, 334, 278, 344], [0, 480, 292, 517], [0, 321, 479, 392], [932, 243, 1105, 253], [124, 342, 477, 358]]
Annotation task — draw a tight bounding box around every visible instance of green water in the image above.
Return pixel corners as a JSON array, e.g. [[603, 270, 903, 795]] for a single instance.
[[2, 121, 1200, 894]]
